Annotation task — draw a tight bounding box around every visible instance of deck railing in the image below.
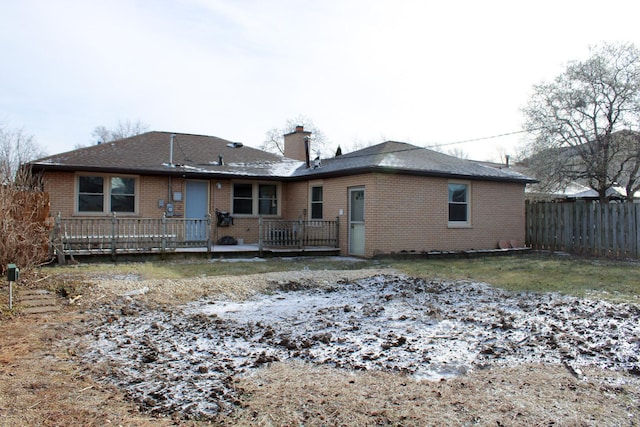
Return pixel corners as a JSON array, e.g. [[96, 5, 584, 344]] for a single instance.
[[52, 214, 340, 258], [259, 217, 339, 253], [52, 213, 212, 257]]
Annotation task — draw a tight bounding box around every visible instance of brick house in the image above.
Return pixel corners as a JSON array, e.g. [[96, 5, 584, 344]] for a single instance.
[[29, 127, 535, 257]]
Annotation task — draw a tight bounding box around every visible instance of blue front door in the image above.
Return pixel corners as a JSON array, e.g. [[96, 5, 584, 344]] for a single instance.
[[185, 180, 209, 241]]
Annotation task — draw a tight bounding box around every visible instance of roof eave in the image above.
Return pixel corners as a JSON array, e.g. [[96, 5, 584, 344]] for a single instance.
[[29, 162, 285, 181], [287, 165, 538, 184], [30, 162, 537, 184]]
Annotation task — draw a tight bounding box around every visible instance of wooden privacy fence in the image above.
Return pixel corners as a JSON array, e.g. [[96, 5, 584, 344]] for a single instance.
[[525, 201, 640, 258]]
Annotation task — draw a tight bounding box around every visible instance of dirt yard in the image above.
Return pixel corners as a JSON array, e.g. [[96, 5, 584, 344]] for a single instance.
[[0, 267, 639, 426]]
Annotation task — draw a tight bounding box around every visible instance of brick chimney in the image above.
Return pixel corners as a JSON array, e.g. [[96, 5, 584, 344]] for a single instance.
[[284, 125, 312, 165]]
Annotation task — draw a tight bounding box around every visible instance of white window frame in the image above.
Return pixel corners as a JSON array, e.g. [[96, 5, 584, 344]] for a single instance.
[[75, 173, 139, 215], [231, 181, 281, 217], [447, 181, 471, 228]]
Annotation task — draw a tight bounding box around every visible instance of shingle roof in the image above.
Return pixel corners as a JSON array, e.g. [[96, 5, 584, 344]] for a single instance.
[[292, 141, 536, 183], [30, 131, 296, 179], [30, 132, 535, 183]]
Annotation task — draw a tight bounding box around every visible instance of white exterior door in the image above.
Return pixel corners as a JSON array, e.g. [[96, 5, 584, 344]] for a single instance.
[[348, 187, 365, 256]]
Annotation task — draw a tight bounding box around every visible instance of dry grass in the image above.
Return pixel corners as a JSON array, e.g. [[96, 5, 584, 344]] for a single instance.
[[1, 259, 639, 426], [229, 362, 639, 426], [2, 308, 637, 427], [390, 254, 640, 303], [0, 311, 201, 427]]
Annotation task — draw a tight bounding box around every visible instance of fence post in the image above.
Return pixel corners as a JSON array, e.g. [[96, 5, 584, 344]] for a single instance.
[[298, 219, 304, 248], [52, 212, 65, 264], [161, 214, 167, 255], [258, 216, 264, 257], [524, 201, 528, 247], [335, 216, 340, 248], [111, 212, 117, 261], [635, 204, 640, 258], [206, 214, 212, 255]]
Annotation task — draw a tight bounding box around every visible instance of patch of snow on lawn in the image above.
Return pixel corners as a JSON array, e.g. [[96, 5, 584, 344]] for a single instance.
[[83, 274, 640, 420]]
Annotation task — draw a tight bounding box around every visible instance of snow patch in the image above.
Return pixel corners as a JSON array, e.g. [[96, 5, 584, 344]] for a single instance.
[[82, 274, 640, 420]]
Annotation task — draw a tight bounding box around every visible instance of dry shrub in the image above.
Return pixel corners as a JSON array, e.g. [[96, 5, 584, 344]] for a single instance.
[[0, 169, 51, 276]]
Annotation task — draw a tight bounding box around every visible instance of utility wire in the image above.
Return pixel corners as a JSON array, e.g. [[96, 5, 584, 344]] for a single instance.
[[332, 127, 544, 160], [427, 128, 536, 149]]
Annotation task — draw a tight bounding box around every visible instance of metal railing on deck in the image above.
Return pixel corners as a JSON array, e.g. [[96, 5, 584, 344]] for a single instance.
[[52, 213, 212, 257], [259, 217, 339, 252]]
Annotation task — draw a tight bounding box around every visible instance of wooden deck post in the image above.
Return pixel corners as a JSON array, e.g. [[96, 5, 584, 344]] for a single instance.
[[111, 212, 117, 261], [53, 212, 65, 264], [161, 214, 167, 257], [258, 216, 264, 257], [206, 214, 212, 256]]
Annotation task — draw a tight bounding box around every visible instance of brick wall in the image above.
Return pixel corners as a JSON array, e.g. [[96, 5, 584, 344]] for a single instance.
[[286, 173, 525, 257], [44, 171, 186, 218], [44, 171, 526, 256], [42, 171, 75, 216], [365, 174, 525, 256]]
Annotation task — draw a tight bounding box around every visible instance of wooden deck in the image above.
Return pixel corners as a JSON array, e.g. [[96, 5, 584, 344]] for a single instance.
[[51, 215, 340, 261]]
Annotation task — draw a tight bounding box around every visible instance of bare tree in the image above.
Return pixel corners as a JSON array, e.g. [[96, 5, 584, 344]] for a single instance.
[[261, 115, 329, 157], [445, 147, 469, 160], [522, 42, 640, 202], [613, 130, 640, 201], [349, 135, 387, 153], [0, 123, 46, 185], [91, 119, 149, 145]]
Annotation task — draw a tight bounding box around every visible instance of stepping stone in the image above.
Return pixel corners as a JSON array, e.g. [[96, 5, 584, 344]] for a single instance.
[[19, 289, 54, 297], [21, 305, 61, 314], [15, 289, 60, 315]]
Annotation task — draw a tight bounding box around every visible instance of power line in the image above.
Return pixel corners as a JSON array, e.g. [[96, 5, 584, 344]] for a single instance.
[[426, 129, 534, 149]]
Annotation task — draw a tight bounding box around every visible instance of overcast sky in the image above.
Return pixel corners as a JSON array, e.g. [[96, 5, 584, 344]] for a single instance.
[[2, 0, 640, 162]]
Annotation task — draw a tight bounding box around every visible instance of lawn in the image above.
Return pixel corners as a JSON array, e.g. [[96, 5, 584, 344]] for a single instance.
[[1, 252, 637, 426], [46, 253, 640, 303], [389, 253, 640, 303]]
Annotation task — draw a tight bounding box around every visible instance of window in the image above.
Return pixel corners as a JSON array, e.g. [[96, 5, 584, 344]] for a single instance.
[[77, 174, 137, 214], [310, 186, 323, 219], [258, 184, 278, 215], [233, 183, 253, 214], [78, 176, 104, 212], [232, 182, 280, 216], [448, 182, 469, 224], [110, 177, 136, 213]]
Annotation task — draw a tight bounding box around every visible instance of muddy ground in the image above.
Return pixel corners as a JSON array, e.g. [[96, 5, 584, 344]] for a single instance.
[[81, 272, 639, 423], [1, 268, 639, 426]]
